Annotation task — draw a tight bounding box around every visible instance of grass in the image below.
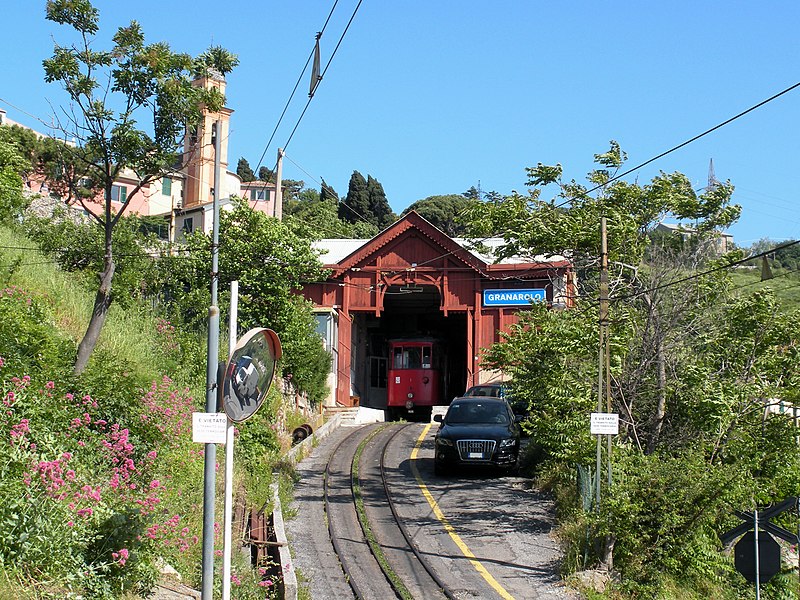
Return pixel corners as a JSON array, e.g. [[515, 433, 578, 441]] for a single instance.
[[729, 268, 800, 312], [0, 225, 195, 385]]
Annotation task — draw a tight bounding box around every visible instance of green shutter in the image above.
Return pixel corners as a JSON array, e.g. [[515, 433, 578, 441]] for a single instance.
[[121, 186, 127, 203], [162, 177, 172, 196]]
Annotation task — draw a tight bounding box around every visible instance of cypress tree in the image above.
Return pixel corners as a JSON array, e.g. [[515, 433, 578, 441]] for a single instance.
[[340, 170, 370, 224], [367, 175, 395, 229], [236, 157, 255, 182]]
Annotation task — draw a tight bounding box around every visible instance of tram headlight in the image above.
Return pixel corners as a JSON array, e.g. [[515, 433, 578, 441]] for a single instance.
[[405, 400, 414, 409]]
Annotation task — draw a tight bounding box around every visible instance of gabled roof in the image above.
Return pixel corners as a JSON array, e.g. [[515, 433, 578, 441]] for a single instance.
[[313, 211, 570, 278]]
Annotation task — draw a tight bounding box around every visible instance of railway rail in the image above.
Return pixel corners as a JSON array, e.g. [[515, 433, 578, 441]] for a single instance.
[[323, 423, 455, 600]]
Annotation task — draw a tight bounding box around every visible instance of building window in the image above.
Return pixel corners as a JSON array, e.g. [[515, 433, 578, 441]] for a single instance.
[[250, 188, 267, 201], [182, 218, 194, 233], [162, 177, 172, 196], [111, 184, 127, 203]]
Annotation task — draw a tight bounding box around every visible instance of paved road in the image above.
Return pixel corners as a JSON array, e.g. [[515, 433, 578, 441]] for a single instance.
[[285, 422, 577, 600]]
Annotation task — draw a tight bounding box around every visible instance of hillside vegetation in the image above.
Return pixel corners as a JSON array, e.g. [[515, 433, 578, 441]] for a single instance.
[[0, 224, 291, 598]]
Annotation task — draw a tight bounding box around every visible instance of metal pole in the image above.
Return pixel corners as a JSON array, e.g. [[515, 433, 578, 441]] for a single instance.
[[221, 281, 238, 600], [201, 119, 223, 599], [595, 338, 602, 510]]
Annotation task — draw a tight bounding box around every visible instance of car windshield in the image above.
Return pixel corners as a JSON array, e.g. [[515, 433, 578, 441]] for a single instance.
[[465, 385, 503, 397], [446, 402, 509, 424]]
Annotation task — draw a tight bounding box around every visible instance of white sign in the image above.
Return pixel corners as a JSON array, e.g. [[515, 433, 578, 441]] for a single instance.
[[591, 412, 619, 435], [192, 412, 228, 444]]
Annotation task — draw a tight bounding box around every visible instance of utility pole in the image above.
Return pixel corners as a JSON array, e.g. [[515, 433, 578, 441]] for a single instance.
[[596, 216, 610, 507], [201, 119, 222, 599], [274, 148, 284, 220], [602, 218, 612, 488]]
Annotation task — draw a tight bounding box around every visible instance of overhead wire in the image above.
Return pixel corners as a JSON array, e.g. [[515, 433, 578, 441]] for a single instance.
[[250, 0, 341, 180], [359, 81, 800, 297], [249, 0, 362, 201], [610, 239, 800, 302], [554, 80, 800, 209]]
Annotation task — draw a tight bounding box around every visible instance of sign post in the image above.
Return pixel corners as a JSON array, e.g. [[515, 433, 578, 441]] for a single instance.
[[721, 497, 799, 595], [219, 326, 281, 600]]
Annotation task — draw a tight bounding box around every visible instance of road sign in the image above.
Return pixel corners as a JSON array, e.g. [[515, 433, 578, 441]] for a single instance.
[[223, 328, 282, 422], [720, 498, 800, 546], [734, 530, 781, 584]]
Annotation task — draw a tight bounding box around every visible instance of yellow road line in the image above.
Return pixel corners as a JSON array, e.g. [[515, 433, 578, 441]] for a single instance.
[[410, 423, 515, 600]]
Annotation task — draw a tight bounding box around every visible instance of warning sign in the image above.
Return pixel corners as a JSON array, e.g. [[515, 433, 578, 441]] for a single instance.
[[590, 413, 619, 435]]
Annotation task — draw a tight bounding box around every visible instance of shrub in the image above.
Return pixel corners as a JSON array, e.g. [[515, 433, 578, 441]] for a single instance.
[[0, 361, 207, 598]]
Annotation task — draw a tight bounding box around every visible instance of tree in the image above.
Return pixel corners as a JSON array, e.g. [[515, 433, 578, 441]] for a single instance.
[[236, 157, 256, 182], [258, 166, 273, 181], [167, 199, 332, 402], [463, 186, 480, 200], [42, 0, 238, 375], [0, 127, 31, 223], [339, 171, 395, 228], [402, 194, 473, 236], [319, 178, 338, 206], [340, 170, 370, 224], [366, 175, 395, 229], [464, 143, 800, 589]]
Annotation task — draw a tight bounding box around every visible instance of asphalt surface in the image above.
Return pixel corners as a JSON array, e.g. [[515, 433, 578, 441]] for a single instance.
[[285, 422, 576, 600]]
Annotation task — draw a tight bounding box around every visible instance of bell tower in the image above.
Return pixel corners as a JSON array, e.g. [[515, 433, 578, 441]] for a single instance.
[[182, 70, 233, 208]]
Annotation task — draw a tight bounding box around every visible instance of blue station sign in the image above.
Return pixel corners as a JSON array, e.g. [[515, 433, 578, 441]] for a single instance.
[[483, 288, 546, 307]]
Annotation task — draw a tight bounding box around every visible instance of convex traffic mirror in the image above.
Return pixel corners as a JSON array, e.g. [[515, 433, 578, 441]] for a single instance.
[[223, 328, 282, 422]]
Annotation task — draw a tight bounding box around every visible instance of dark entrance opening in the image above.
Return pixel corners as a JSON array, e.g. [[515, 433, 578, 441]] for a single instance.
[[355, 285, 466, 411]]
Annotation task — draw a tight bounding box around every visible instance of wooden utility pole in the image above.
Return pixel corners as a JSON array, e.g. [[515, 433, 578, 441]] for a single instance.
[[596, 216, 610, 506], [274, 148, 284, 220]]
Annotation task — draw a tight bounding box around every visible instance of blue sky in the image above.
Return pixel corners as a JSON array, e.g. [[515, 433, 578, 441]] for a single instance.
[[2, 1, 799, 246]]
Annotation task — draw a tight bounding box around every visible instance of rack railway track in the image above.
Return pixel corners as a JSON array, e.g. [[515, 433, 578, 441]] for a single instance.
[[323, 423, 456, 600]]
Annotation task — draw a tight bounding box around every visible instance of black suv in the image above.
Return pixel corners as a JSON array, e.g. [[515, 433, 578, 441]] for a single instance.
[[433, 397, 521, 475]]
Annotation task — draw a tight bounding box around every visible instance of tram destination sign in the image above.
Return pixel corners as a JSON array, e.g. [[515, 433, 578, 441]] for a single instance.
[[483, 288, 546, 307]]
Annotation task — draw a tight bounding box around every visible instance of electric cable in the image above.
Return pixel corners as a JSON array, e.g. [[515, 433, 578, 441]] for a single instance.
[[250, 0, 341, 179], [554, 80, 800, 208]]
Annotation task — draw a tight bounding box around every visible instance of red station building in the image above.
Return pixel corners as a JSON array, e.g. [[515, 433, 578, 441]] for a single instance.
[[301, 211, 574, 410]]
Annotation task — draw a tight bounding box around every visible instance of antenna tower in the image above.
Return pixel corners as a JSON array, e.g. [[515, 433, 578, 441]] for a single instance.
[[707, 158, 719, 191]]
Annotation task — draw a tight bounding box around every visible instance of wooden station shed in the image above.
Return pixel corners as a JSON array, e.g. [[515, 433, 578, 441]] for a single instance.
[[301, 211, 574, 410]]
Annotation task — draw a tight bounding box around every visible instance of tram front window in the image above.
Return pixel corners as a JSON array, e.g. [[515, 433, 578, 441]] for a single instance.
[[393, 346, 422, 369]]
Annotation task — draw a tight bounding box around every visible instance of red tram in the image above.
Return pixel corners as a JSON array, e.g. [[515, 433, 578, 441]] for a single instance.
[[386, 338, 443, 421]]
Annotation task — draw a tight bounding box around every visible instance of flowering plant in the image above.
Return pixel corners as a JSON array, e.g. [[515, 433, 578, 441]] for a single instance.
[[0, 362, 204, 598]]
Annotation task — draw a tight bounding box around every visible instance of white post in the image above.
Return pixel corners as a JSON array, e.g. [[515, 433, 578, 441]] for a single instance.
[[755, 509, 761, 600], [222, 281, 239, 600]]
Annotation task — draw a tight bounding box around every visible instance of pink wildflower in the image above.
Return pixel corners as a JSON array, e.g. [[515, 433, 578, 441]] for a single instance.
[[111, 548, 129, 566]]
